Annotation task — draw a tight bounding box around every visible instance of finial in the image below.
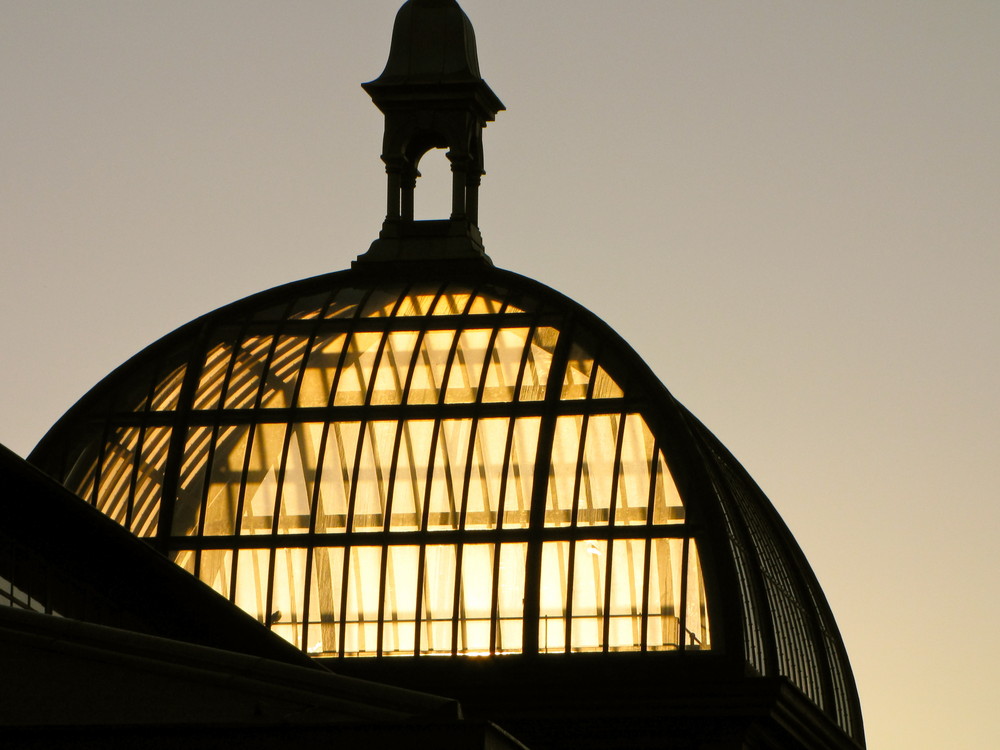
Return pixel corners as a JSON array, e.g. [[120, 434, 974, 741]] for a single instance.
[[356, 0, 504, 266]]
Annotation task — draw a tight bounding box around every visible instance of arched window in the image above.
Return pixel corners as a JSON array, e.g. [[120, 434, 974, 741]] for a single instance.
[[47, 279, 710, 658], [414, 148, 453, 221]]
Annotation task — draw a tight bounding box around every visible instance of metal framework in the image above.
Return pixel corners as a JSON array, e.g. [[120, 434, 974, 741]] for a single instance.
[[32, 269, 709, 658], [18, 2, 865, 746], [31, 264, 862, 742]]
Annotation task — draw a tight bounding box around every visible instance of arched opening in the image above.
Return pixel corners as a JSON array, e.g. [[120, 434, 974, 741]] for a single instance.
[[414, 148, 453, 221]]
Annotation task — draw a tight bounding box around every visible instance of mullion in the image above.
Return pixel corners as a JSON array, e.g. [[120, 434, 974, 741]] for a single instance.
[[602, 412, 629, 651], [640, 439, 662, 651], [291, 289, 341, 656], [679, 536, 691, 651], [377, 331, 425, 652], [216, 318, 261, 602], [412, 414, 446, 653], [456, 424, 486, 653], [258, 302, 309, 633], [470, 323, 505, 654], [267, 336, 332, 644], [123, 359, 170, 531], [102, 394, 647, 429], [166, 520, 695, 552], [562, 409, 591, 651], [187, 330, 249, 565], [431, 290, 479, 655], [490, 414, 519, 653], [236, 318, 292, 629], [233, 311, 538, 335], [412, 297, 455, 646], [331, 286, 381, 658]]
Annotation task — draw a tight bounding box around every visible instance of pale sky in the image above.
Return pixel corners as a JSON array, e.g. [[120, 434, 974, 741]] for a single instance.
[[2, 2, 998, 747]]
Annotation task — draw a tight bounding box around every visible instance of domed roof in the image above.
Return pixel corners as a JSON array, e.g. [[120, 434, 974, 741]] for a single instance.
[[26, 2, 864, 745], [368, 0, 484, 87], [31, 261, 863, 743]]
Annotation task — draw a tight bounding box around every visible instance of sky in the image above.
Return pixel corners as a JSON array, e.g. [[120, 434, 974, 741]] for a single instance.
[[2, 1, 998, 746]]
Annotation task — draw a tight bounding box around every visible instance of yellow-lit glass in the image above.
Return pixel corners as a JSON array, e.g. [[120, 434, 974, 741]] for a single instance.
[[296, 333, 346, 408], [61, 282, 707, 659], [422, 544, 457, 654]]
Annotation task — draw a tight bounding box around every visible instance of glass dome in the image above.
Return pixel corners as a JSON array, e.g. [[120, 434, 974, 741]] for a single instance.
[[31, 264, 861, 742]]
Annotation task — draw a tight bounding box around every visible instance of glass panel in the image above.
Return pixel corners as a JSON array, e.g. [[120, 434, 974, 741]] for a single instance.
[[351, 421, 394, 532], [270, 547, 307, 648], [500, 418, 540, 529], [360, 285, 406, 318], [150, 364, 186, 411], [287, 291, 331, 320], [482, 328, 530, 403], [277, 425, 316, 534], [431, 288, 472, 315], [96, 425, 141, 526], [467, 292, 505, 315], [234, 548, 271, 622], [394, 282, 443, 316], [306, 547, 344, 655], [0, 574, 39, 613], [382, 546, 419, 655], [546, 415, 582, 528], [520, 327, 558, 401], [504, 299, 527, 314], [458, 544, 493, 655], [685, 541, 711, 650], [324, 287, 367, 319], [497, 543, 527, 653], [370, 330, 418, 406], [259, 335, 310, 408], [203, 425, 250, 536], [464, 418, 504, 530], [199, 549, 233, 600], [174, 426, 212, 535], [223, 336, 274, 409], [406, 330, 456, 405], [296, 333, 346, 408], [607, 538, 645, 651], [646, 538, 683, 651], [651, 451, 685, 524], [171, 549, 196, 576], [426, 419, 470, 530], [333, 332, 382, 407], [571, 540, 607, 652], [444, 329, 492, 403], [193, 343, 234, 410], [561, 342, 595, 400], [316, 422, 360, 532], [576, 414, 619, 527], [388, 420, 434, 531], [421, 544, 457, 654], [593, 365, 624, 399], [344, 546, 382, 656], [539, 541, 569, 653], [131, 424, 170, 536], [64, 437, 100, 507], [239, 423, 287, 535], [615, 414, 653, 526]]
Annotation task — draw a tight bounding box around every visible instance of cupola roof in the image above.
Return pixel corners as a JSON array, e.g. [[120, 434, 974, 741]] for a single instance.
[[367, 0, 487, 87]]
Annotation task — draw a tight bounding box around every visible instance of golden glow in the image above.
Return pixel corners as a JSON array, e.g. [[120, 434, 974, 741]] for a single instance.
[[63, 283, 709, 657]]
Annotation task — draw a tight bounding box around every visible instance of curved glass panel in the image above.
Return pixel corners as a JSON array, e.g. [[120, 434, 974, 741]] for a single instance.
[[49, 281, 707, 657]]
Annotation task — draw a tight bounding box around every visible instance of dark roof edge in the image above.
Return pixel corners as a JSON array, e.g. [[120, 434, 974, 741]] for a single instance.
[[1, 443, 319, 669], [0, 605, 463, 723]]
